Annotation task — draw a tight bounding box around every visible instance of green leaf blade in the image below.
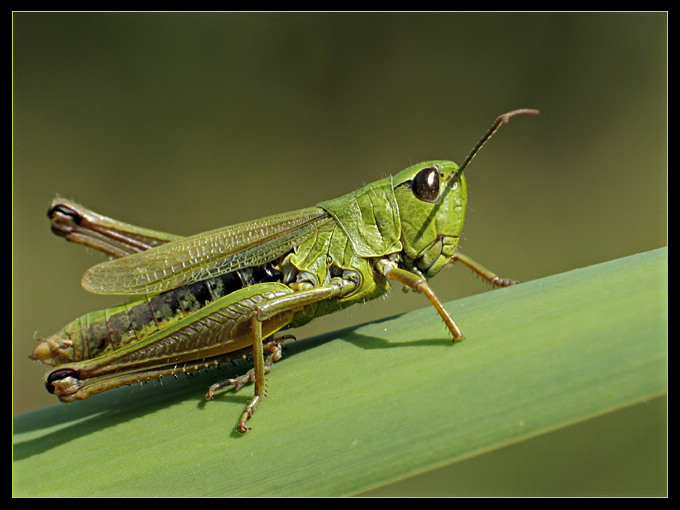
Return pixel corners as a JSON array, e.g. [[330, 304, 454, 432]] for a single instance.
[[13, 248, 667, 496]]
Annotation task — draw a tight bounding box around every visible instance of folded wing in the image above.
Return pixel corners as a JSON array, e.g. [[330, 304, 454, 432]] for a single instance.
[[81, 207, 332, 295]]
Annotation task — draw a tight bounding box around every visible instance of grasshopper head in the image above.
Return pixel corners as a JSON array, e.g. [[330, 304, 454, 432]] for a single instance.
[[393, 109, 539, 278], [393, 161, 467, 278]]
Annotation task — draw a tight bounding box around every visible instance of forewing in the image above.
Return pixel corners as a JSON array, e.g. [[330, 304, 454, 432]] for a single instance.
[[81, 207, 332, 295]]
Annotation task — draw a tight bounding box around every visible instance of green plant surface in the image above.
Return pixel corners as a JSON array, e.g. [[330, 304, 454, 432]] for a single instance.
[[13, 247, 667, 497]]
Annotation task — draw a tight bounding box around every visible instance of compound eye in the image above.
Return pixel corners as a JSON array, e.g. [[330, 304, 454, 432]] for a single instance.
[[412, 166, 440, 203]]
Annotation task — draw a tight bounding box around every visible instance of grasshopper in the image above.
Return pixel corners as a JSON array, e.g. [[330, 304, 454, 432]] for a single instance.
[[31, 109, 538, 432]]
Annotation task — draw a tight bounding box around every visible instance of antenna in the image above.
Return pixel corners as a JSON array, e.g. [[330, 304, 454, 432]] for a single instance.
[[446, 108, 540, 187]]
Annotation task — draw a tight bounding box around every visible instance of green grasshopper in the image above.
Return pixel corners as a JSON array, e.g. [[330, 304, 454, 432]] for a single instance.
[[31, 108, 538, 432]]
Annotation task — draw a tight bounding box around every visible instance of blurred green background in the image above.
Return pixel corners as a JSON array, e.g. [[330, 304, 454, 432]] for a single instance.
[[13, 12, 666, 494]]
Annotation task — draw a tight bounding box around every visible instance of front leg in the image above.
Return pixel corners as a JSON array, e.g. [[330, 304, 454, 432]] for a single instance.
[[375, 258, 464, 341], [451, 252, 520, 288]]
